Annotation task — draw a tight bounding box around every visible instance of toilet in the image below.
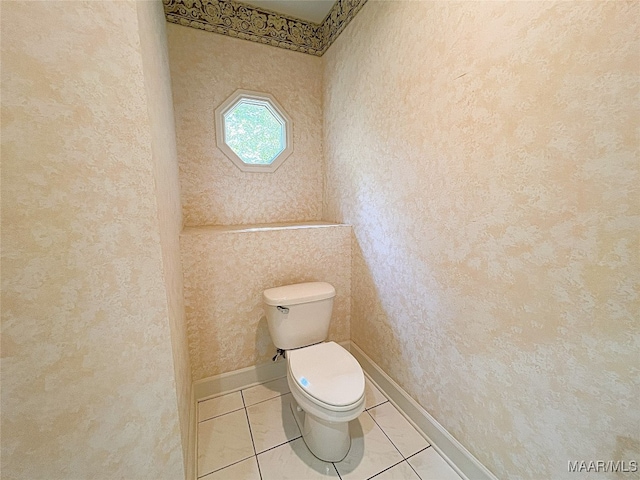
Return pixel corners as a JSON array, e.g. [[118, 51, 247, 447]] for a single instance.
[[263, 282, 365, 462]]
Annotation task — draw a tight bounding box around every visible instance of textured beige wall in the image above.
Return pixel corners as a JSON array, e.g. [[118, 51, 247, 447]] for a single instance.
[[136, 1, 192, 475], [168, 22, 338, 383], [1, 1, 184, 478], [323, 2, 639, 479], [167, 23, 324, 226], [181, 224, 351, 380]]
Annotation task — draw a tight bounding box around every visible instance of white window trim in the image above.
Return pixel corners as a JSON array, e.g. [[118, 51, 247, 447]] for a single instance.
[[215, 89, 293, 173]]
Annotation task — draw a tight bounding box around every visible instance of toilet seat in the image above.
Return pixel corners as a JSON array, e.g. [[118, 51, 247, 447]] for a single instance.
[[288, 342, 365, 409]]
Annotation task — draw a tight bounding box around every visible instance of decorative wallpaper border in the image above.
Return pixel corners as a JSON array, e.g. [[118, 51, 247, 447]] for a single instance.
[[163, 0, 368, 56]]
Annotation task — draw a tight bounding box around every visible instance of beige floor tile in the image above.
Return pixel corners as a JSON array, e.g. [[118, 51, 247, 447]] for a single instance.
[[368, 402, 429, 457], [196, 378, 464, 480], [246, 392, 301, 453], [364, 376, 388, 410], [198, 391, 244, 422], [258, 437, 339, 480], [200, 456, 261, 480], [407, 448, 462, 480], [372, 461, 421, 480], [242, 376, 290, 407], [334, 411, 404, 480], [198, 409, 255, 477]]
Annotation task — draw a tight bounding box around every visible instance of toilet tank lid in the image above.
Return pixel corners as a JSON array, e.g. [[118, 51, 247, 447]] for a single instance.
[[263, 282, 335, 306]]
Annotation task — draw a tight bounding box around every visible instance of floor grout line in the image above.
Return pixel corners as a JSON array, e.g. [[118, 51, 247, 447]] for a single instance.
[[197, 453, 255, 479], [367, 402, 431, 461], [197, 389, 245, 405], [255, 435, 303, 456], [404, 446, 431, 480], [332, 461, 343, 479], [241, 392, 258, 457], [406, 457, 423, 480], [196, 376, 289, 405], [365, 399, 389, 411], [254, 455, 263, 480], [240, 390, 263, 480], [198, 405, 246, 423], [366, 458, 409, 479], [197, 378, 443, 480], [244, 390, 291, 409], [406, 446, 431, 460], [365, 408, 405, 458]]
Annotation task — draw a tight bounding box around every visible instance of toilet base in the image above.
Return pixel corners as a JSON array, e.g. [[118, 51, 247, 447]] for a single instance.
[[290, 399, 351, 462]]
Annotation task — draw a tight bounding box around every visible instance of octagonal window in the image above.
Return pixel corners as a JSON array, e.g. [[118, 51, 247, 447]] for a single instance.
[[215, 90, 293, 173]]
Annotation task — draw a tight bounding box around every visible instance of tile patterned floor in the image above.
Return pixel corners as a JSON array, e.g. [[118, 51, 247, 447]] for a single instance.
[[196, 375, 462, 480]]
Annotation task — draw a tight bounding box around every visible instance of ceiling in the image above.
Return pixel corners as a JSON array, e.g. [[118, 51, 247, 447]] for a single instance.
[[242, 0, 336, 24]]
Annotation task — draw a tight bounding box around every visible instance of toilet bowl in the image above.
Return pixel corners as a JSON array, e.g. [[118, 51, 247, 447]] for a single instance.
[[286, 341, 365, 461], [262, 282, 366, 462]]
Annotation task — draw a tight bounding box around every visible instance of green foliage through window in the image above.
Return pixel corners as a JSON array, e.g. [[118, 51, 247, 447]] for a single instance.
[[224, 100, 285, 165]]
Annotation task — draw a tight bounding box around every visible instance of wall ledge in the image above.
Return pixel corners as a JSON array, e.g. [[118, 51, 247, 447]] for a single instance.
[[181, 221, 350, 235]]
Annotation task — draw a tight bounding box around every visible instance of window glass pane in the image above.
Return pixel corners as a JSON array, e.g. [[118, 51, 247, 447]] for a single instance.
[[224, 100, 285, 165]]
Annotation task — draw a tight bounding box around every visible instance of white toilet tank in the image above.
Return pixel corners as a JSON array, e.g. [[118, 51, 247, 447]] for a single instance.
[[263, 282, 335, 350]]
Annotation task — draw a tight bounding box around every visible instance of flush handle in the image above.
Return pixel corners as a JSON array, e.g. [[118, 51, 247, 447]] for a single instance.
[[277, 306, 289, 314]]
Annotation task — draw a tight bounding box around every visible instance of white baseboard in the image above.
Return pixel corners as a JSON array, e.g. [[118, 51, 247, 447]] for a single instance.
[[190, 360, 287, 480], [190, 340, 496, 480], [186, 386, 196, 480], [193, 340, 351, 402], [350, 341, 498, 480], [193, 359, 287, 402]]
